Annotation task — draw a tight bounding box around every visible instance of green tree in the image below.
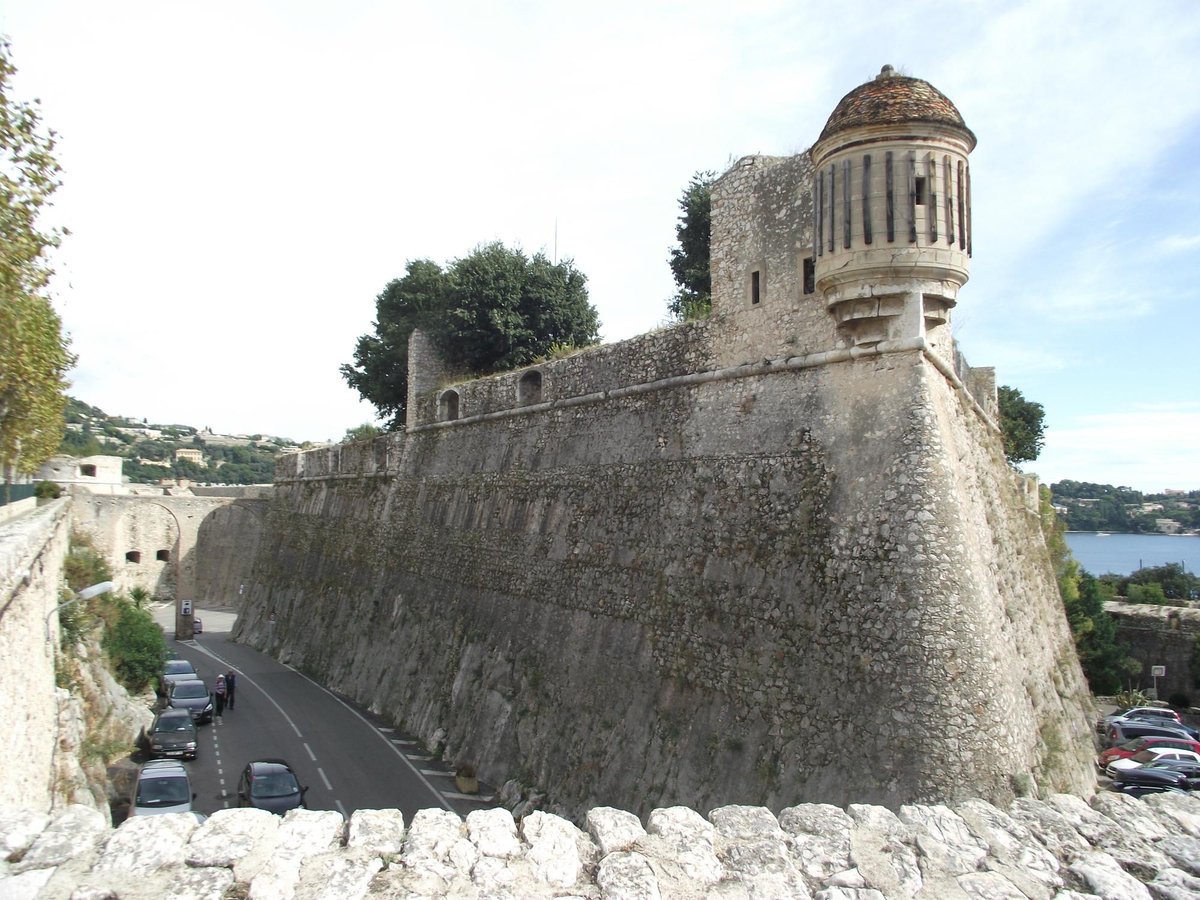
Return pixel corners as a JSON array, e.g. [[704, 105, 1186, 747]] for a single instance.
[[102, 600, 165, 691], [1039, 486, 1132, 693], [342, 259, 452, 430], [1127, 583, 1168, 605], [666, 171, 715, 320], [997, 385, 1045, 464], [343, 423, 382, 443], [1123, 563, 1198, 601], [342, 245, 599, 429], [0, 41, 73, 480]]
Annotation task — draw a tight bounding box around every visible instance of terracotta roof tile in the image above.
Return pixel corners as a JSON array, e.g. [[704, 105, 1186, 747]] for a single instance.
[[818, 65, 974, 145]]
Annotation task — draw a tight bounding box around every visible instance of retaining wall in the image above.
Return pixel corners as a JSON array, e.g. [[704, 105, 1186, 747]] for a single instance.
[[236, 340, 1095, 820]]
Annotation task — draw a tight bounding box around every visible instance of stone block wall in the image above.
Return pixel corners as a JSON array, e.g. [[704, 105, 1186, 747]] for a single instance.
[[6, 791, 1200, 898], [238, 342, 1095, 821], [1106, 600, 1200, 703], [69, 495, 266, 614], [0, 499, 71, 812]]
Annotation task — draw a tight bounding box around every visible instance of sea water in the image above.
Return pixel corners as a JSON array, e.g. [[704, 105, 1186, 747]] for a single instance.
[[1064, 532, 1200, 577]]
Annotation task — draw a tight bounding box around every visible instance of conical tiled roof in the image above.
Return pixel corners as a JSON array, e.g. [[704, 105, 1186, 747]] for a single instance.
[[818, 65, 974, 146]]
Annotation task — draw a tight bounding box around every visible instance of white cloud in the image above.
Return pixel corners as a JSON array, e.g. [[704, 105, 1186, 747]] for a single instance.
[[1028, 405, 1200, 492], [1156, 234, 1200, 255]]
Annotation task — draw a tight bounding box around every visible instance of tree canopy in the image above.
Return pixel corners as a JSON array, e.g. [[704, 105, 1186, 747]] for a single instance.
[[342, 243, 600, 429], [997, 384, 1045, 465], [0, 39, 73, 476], [666, 171, 715, 320], [1039, 486, 1135, 694]]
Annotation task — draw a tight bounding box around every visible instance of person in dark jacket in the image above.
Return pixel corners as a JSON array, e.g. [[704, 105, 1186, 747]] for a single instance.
[[226, 670, 237, 709]]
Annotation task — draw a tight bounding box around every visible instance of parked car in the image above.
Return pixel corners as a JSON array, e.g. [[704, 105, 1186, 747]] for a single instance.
[[1097, 706, 1182, 733], [1106, 746, 1200, 778], [1109, 764, 1191, 797], [1124, 712, 1200, 740], [193, 617, 203, 634], [1097, 735, 1200, 770], [146, 709, 198, 760], [1106, 720, 1194, 749], [166, 678, 214, 724], [1139, 757, 1200, 783], [237, 759, 307, 814], [130, 759, 197, 817], [160, 659, 198, 694]]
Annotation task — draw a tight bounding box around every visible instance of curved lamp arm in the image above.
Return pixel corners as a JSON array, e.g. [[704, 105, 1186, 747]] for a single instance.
[[45, 581, 115, 642]]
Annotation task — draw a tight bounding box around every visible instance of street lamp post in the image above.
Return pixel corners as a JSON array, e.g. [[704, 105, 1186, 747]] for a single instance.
[[44, 581, 115, 642]]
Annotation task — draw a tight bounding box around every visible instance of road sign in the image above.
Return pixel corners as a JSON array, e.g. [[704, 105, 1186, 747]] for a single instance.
[[1151, 665, 1166, 677], [181, 599, 193, 616]]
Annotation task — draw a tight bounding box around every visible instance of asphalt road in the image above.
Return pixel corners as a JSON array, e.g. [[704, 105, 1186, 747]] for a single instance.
[[149, 606, 494, 822]]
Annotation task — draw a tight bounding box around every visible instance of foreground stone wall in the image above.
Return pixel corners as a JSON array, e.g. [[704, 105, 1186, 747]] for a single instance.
[[5, 792, 1200, 899], [238, 340, 1094, 820], [0, 500, 71, 813]]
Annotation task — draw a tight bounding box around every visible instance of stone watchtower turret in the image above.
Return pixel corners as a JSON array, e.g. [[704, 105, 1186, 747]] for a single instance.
[[811, 65, 976, 361]]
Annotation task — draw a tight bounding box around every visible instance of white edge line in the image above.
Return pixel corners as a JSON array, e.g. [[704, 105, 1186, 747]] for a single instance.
[[279, 663, 454, 811], [318, 767, 332, 791], [303, 742, 317, 762], [190, 642, 453, 811], [190, 643, 303, 739]]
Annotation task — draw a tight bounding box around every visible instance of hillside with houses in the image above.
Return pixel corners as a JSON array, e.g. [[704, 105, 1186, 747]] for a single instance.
[[55, 398, 322, 486]]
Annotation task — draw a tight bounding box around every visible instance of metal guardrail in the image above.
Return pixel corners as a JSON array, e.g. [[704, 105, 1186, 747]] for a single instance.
[[0, 483, 37, 507]]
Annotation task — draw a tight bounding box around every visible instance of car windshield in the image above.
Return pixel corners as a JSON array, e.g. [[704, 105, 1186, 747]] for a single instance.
[[165, 661, 196, 676], [1133, 750, 1163, 762], [252, 772, 300, 799], [172, 682, 208, 699], [137, 776, 190, 807], [154, 719, 193, 734]]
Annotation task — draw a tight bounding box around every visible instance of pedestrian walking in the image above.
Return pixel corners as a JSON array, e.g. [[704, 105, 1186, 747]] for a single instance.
[[226, 670, 237, 709], [214, 674, 227, 722]]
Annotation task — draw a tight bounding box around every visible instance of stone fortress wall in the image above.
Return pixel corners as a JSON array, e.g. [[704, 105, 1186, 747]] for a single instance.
[[0, 500, 71, 813], [233, 67, 1098, 820]]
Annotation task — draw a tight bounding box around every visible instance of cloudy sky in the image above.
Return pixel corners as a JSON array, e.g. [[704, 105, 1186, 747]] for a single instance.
[[2, 0, 1197, 492]]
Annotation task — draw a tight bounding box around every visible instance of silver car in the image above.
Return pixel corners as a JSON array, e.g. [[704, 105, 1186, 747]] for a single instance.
[[161, 659, 198, 694], [130, 760, 195, 817]]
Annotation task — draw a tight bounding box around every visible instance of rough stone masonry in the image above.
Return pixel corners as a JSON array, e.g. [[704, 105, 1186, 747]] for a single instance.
[[5, 792, 1200, 898], [229, 67, 1097, 818]]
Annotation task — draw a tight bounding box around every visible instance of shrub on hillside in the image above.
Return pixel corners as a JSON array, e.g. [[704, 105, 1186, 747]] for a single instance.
[[34, 480, 61, 499], [102, 600, 165, 692], [63, 531, 111, 592]]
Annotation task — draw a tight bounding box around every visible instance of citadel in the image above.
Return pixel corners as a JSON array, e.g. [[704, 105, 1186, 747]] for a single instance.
[[7, 66, 1200, 898]]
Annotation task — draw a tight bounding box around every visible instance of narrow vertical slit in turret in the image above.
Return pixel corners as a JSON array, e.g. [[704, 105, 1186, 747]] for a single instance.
[[885, 152, 895, 243], [927, 156, 938, 243], [966, 163, 973, 257], [957, 160, 966, 251], [828, 164, 836, 253], [814, 172, 822, 259], [842, 159, 852, 249], [862, 154, 873, 245], [908, 151, 918, 243], [944, 156, 955, 246], [816, 170, 824, 257]]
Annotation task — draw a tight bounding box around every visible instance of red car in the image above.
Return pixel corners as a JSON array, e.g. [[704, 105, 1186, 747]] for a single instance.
[[1097, 735, 1200, 771]]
